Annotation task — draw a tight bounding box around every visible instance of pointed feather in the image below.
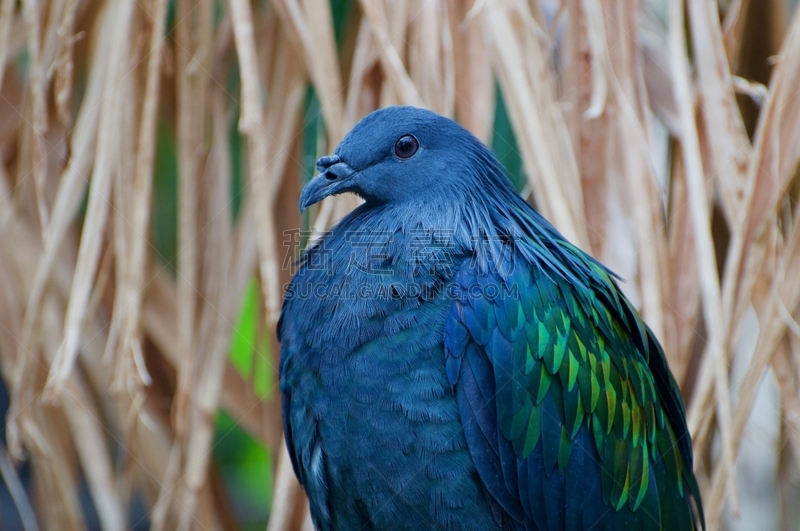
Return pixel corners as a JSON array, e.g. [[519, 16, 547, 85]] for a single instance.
[[529, 364, 551, 405], [519, 402, 541, 458], [622, 400, 631, 440], [601, 434, 615, 503], [510, 397, 533, 441], [575, 333, 588, 362], [631, 404, 642, 448], [605, 384, 617, 435], [629, 360, 647, 406], [526, 442, 549, 530], [524, 344, 536, 374], [610, 438, 630, 509], [463, 303, 490, 345], [542, 393, 562, 475], [563, 383, 584, 439], [631, 440, 649, 510], [567, 351, 579, 391], [577, 363, 593, 414], [557, 426, 574, 472], [494, 295, 514, 340], [498, 433, 520, 509], [564, 426, 585, 531], [542, 450, 566, 531]]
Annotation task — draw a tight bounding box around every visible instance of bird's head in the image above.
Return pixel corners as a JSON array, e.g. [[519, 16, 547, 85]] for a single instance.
[[299, 106, 489, 213]]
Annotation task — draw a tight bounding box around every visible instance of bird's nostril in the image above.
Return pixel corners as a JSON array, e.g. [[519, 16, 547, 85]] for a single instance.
[[316, 154, 341, 173], [325, 170, 337, 181]]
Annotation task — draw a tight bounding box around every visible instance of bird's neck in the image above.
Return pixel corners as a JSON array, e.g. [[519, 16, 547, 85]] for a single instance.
[[334, 187, 544, 277]]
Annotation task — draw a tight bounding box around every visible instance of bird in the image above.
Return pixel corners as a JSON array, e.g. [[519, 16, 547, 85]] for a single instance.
[[279, 106, 704, 530]]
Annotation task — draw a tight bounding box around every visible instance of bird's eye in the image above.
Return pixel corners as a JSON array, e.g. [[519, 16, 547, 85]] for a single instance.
[[394, 135, 419, 159]]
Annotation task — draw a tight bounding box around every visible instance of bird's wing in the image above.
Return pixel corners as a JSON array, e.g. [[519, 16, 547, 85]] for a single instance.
[[444, 248, 703, 531], [278, 309, 333, 530]]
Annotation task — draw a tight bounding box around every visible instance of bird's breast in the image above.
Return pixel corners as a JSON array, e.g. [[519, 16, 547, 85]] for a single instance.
[[280, 266, 500, 529]]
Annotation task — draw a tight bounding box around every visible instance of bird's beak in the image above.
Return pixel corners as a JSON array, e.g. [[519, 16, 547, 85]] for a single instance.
[[299, 158, 356, 213]]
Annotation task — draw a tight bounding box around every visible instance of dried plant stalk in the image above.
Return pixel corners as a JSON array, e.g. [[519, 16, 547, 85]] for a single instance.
[[45, 0, 137, 398], [484, 0, 589, 248], [669, 0, 737, 521], [0, 0, 799, 528]]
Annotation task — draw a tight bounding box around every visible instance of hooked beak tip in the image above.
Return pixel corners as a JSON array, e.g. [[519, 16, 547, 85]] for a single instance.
[[298, 183, 318, 214], [299, 161, 356, 213]]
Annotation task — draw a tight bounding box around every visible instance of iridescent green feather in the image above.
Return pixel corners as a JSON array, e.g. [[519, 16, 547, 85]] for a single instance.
[[447, 215, 703, 529], [466, 256, 700, 525]]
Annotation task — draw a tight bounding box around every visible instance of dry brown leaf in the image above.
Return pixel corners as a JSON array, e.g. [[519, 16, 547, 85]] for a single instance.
[[45, 0, 138, 399], [18, 0, 112, 376], [111, 0, 168, 394], [0, 0, 19, 93], [358, 0, 424, 108], [687, 0, 751, 226], [484, 0, 588, 248], [669, 0, 736, 520], [277, 0, 345, 141], [666, 147, 701, 383], [448, 0, 494, 142]]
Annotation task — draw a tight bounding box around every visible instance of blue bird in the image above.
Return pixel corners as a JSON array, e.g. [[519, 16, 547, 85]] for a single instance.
[[279, 106, 704, 530]]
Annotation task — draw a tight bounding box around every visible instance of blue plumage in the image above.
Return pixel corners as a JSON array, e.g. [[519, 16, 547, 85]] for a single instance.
[[279, 106, 703, 530]]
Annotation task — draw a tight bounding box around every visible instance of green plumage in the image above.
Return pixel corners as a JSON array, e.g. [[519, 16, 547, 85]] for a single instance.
[[446, 229, 704, 529], [516, 264, 676, 508]]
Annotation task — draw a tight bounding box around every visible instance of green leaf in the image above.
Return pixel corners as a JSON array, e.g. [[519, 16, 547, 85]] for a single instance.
[[152, 117, 178, 273], [229, 278, 274, 399], [253, 328, 273, 400], [214, 412, 273, 522], [491, 85, 525, 193], [230, 278, 259, 379]]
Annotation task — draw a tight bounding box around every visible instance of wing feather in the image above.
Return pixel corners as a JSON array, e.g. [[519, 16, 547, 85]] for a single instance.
[[445, 248, 702, 530]]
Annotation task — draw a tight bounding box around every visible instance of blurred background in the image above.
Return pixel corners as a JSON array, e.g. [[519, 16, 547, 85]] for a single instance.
[[0, 0, 799, 529]]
